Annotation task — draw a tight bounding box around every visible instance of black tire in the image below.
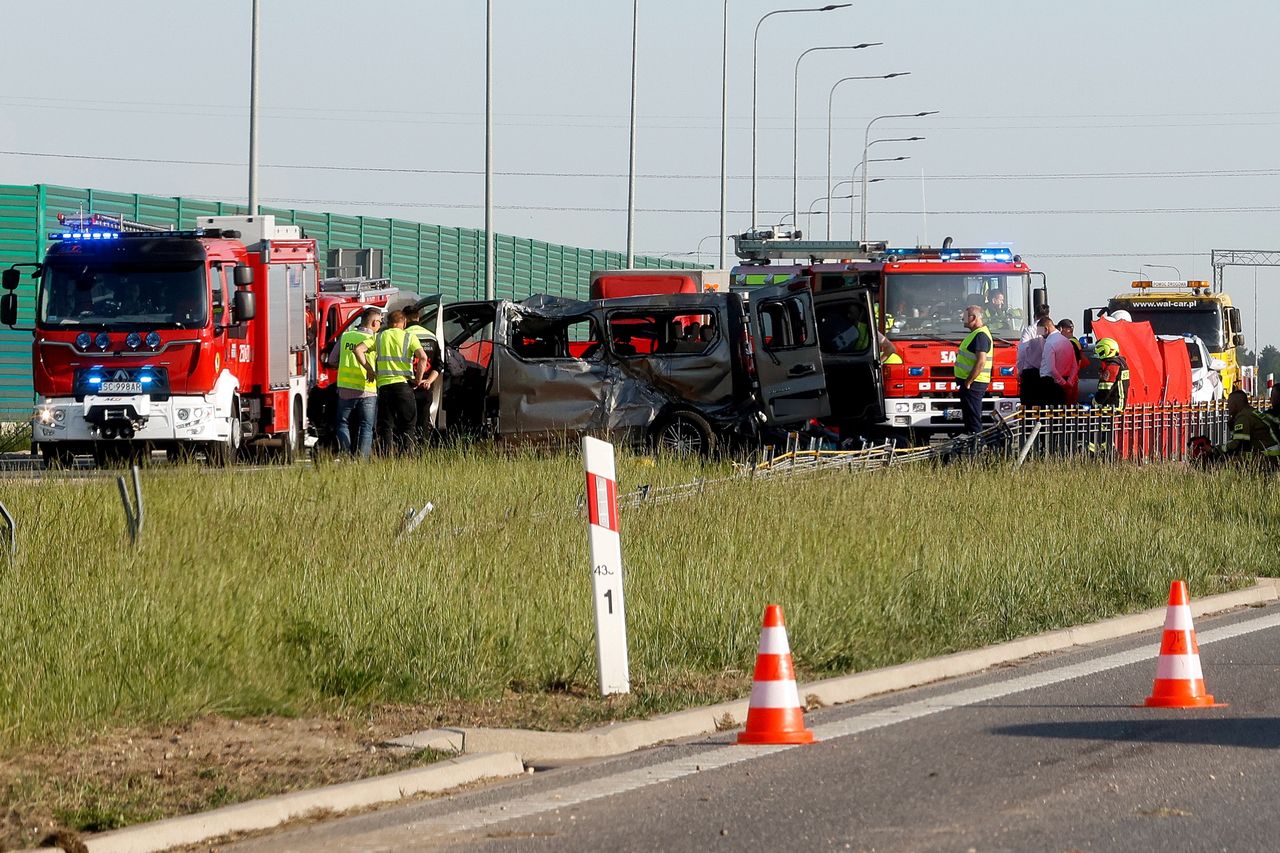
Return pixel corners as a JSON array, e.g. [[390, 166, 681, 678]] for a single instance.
[[650, 410, 717, 457], [205, 398, 242, 467]]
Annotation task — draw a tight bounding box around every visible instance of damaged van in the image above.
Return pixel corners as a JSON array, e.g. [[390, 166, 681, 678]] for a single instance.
[[436, 284, 828, 454]]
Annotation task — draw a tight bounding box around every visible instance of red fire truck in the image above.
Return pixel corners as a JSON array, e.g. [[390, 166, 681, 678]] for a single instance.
[[731, 233, 1046, 440], [0, 212, 357, 465]]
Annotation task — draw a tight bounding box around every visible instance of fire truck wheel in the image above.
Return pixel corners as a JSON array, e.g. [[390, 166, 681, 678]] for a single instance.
[[276, 396, 304, 464], [651, 410, 717, 457]]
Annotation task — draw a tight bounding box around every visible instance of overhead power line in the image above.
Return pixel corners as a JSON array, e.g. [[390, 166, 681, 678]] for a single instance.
[[2, 149, 1277, 183]]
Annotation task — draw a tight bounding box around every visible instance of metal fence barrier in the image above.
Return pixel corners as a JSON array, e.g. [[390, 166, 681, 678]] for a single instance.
[[1013, 402, 1232, 463]]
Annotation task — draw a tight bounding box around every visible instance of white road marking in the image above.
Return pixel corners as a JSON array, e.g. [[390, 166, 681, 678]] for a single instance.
[[327, 609, 1280, 851]]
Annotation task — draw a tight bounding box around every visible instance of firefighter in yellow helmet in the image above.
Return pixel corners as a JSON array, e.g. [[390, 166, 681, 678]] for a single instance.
[[1092, 337, 1129, 410]]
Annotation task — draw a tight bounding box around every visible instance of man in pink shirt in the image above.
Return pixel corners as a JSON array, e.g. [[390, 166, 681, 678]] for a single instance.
[[1039, 321, 1079, 406]]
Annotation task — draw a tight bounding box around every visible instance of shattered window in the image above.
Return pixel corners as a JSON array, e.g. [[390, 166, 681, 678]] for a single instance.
[[510, 316, 602, 361], [757, 298, 810, 350], [608, 311, 717, 357]]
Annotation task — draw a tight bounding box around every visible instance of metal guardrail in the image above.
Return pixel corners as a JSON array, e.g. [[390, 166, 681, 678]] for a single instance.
[[1012, 402, 1232, 463]]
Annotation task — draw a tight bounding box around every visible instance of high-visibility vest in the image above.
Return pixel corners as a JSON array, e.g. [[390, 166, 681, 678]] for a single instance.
[[954, 325, 992, 384], [1095, 356, 1130, 409], [375, 327, 420, 388], [335, 327, 377, 393]]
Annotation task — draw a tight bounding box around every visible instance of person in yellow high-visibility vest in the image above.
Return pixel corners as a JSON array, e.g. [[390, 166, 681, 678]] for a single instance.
[[954, 305, 993, 434], [371, 309, 429, 455], [335, 307, 383, 459]]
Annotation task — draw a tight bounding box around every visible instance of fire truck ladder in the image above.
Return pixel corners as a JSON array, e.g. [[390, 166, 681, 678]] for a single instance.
[[1210, 249, 1280, 293], [56, 212, 170, 234], [732, 232, 888, 264]]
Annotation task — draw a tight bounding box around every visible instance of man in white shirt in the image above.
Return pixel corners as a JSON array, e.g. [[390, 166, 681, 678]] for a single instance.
[[1040, 320, 1079, 406], [1016, 315, 1054, 407]]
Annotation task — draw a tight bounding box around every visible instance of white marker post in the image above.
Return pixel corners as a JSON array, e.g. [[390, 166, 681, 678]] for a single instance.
[[582, 436, 630, 696]]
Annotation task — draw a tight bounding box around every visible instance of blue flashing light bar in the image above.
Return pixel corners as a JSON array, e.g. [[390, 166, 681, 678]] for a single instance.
[[883, 246, 1016, 262], [50, 228, 204, 241]]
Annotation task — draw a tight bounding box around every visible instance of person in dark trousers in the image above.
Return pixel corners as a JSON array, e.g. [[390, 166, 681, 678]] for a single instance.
[[374, 310, 429, 455], [1218, 389, 1280, 466], [403, 307, 442, 445], [954, 305, 992, 434], [1016, 315, 1054, 407], [337, 307, 383, 459]]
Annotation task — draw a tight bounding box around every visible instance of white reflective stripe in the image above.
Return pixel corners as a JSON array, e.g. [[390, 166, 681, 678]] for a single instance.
[[1155, 653, 1204, 681], [594, 475, 612, 530], [1163, 605, 1194, 632], [757, 626, 791, 655], [749, 678, 802, 709]]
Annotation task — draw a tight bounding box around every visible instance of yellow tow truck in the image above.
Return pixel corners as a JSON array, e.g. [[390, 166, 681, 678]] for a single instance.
[[1107, 280, 1244, 392]]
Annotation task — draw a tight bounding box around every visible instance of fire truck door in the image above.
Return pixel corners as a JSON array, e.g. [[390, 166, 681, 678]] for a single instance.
[[747, 284, 830, 426], [812, 288, 884, 429]]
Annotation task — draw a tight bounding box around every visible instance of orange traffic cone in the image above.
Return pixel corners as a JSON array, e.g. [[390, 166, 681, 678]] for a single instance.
[[738, 604, 815, 745], [1144, 580, 1226, 708]]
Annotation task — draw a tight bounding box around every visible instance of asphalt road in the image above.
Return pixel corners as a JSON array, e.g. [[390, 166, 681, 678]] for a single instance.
[[224, 602, 1280, 853]]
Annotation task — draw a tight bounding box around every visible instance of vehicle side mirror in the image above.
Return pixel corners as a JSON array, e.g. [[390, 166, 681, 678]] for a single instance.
[[232, 290, 256, 322], [1032, 286, 1047, 315], [233, 264, 254, 287], [1, 269, 19, 291], [1232, 332, 1245, 347], [1228, 306, 1242, 331], [1209, 358, 1228, 372], [0, 293, 16, 327], [1081, 311, 1093, 336]]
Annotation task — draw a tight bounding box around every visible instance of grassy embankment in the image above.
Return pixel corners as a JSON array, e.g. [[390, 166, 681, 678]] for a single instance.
[[0, 452, 1274, 841]]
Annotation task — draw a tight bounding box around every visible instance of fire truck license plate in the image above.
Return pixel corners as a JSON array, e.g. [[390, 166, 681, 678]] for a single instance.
[[100, 381, 142, 394], [944, 408, 963, 422]]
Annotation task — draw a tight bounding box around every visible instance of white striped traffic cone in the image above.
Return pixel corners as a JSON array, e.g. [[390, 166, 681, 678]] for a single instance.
[[737, 604, 815, 745], [1144, 580, 1225, 708]]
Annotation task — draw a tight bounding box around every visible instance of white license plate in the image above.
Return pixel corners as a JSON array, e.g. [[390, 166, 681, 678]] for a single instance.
[[99, 381, 142, 394], [944, 408, 963, 422]]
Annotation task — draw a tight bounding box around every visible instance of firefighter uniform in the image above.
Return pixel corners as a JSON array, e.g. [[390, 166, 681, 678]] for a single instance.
[[1221, 407, 1280, 460], [374, 322, 426, 455], [954, 320, 992, 434], [1094, 355, 1130, 409]]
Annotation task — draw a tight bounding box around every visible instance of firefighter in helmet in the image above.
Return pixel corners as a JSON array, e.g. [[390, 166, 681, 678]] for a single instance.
[[1217, 389, 1280, 465], [1092, 337, 1129, 410]]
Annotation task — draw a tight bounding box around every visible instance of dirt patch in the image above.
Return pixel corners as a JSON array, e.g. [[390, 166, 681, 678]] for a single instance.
[[0, 673, 754, 851]]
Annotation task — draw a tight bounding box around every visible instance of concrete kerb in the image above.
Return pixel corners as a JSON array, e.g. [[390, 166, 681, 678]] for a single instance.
[[392, 577, 1280, 765], [43, 752, 525, 853]]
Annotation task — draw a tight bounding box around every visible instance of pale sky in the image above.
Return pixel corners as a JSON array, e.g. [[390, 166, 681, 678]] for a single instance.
[[1, 0, 1277, 350]]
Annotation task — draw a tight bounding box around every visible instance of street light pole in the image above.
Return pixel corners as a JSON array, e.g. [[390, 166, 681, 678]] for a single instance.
[[484, 0, 495, 300], [719, 0, 729, 268], [791, 42, 879, 226], [247, 0, 260, 214], [850, 156, 908, 238], [805, 192, 855, 235], [858, 136, 923, 239], [860, 110, 937, 240], [1143, 263, 1183, 280], [696, 233, 721, 262], [826, 73, 908, 238], [751, 4, 851, 229], [1108, 268, 1150, 280], [625, 0, 638, 268]]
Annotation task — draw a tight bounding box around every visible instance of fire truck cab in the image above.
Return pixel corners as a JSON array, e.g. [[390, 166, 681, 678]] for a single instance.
[[729, 233, 1046, 441], [1, 213, 319, 465]]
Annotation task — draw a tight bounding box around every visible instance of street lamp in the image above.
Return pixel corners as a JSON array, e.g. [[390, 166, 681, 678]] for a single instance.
[[751, 4, 851, 228], [484, 0, 495, 299], [1109, 268, 1150, 280], [719, 0, 729, 267], [850, 156, 908, 238], [247, 0, 261, 213], [625, 0, 639, 268], [791, 43, 881, 225], [696, 233, 723, 262], [827, 73, 909, 238], [860, 110, 937, 240], [1143, 263, 1183, 280], [805, 192, 856, 235], [859, 136, 924, 241]]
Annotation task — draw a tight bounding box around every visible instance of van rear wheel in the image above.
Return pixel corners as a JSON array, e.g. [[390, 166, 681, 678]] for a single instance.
[[651, 411, 717, 457]]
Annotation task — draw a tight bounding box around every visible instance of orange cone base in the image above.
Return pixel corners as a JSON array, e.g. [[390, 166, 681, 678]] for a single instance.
[[737, 728, 816, 745], [1143, 694, 1226, 708]]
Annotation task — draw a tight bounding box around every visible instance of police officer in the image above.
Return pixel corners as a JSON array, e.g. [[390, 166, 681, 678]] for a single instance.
[[403, 306, 442, 444], [373, 310, 429, 455], [954, 305, 992, 434], [1092, 337, 1129, 409], [335, 307, 382, 459]]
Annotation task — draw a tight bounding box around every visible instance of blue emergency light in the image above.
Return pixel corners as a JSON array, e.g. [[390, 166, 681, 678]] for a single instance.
[[908, 366, 925, 376]]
